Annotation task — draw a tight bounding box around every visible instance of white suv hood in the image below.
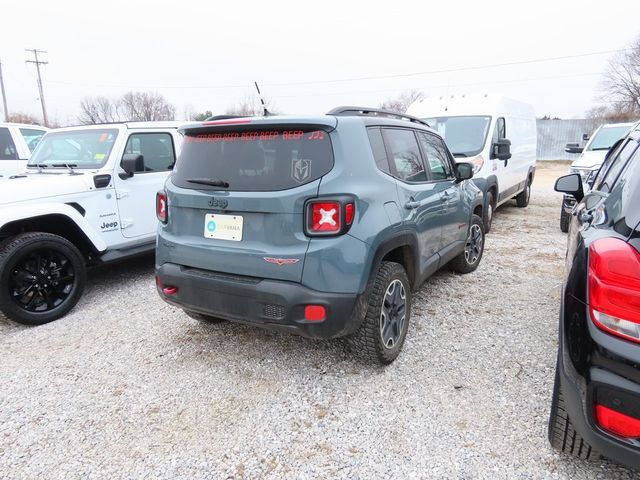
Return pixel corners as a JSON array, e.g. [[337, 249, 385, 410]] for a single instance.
[[0, 172, 95, 205], [571, 150, 607, 169]]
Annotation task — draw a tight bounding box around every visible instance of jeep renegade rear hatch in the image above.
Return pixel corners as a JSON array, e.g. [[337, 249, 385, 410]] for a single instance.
[[164, 119, 336, 283]]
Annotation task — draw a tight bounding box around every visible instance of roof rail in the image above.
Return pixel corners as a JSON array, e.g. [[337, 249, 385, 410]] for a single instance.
[[327, 106, 430, 127]]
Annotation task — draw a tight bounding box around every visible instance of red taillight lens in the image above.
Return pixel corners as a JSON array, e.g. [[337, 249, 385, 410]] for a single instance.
[[595, 404, 640, 439], [345, 202, 354, 225], [304, 305, 326, 321], [309, 201, 341, 233], [588, 238, 640, 343], [156, 191, 167, 223]]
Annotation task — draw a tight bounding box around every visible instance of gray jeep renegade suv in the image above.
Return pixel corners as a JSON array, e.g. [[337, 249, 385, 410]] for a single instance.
[[155, 107, 485, 364]]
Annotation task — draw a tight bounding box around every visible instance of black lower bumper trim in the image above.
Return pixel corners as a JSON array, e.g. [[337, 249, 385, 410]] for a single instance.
[[156, 263, 363, 339]]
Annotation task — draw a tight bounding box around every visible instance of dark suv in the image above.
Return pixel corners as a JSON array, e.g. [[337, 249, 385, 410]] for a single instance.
[[155, 107, 485, 365], [550, 121, 640, 469]]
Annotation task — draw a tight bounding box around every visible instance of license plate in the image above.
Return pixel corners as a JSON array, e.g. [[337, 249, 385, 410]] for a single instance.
[[204, 213, 243, 241]]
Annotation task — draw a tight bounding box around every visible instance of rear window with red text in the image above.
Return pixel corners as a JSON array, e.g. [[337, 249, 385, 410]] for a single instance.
[[173, 128, 334, 191]]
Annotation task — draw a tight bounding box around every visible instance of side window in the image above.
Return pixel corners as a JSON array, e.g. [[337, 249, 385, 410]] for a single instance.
[[367, 127, 390, 174], [0, 128, 18, 160], [418, 132, 452, 180], [382, 128, 427, 183], [594, 140, 638, 193], [19, 128, 46, 153], [492, 117, 506, 143], [124, 133, 175, 172]]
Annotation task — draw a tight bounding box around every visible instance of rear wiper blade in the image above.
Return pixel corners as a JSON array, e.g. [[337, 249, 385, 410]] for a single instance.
[[186, 178, 230, 188], [452, 153, 468, 158]]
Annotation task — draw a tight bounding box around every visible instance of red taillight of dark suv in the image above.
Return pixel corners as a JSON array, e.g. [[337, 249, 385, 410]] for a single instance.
[[304, 197, 355, 237], [588, 237, 640, 344], [156, 191, 168, 224]]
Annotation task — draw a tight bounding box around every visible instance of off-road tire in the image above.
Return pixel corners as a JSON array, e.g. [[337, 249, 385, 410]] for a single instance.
[[449, 215, 484, 274], [560, 207, 570, 233], [548, 361, 601, 460], [0, 232, 86, 325], [484, 191, 495, 234], [516, 177, 532, 208], [183, 309, 226, 323], [348, 262, 411, 365]]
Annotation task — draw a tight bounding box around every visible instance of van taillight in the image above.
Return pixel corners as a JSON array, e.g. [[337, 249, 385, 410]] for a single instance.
[[305, 199, 355, 236], [588, 238, 640, 344], [156, 191, 167, 223]]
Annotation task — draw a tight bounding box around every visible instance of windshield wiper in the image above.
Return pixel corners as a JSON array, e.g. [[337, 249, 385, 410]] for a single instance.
[[591, 147, 610, 151], [51, 163, 78, 173], [186, 178, 230, 188], [28, 163, 48, 173]]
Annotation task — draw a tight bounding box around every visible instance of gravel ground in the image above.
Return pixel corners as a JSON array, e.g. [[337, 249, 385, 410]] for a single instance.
[[0, 162, 637, 479]]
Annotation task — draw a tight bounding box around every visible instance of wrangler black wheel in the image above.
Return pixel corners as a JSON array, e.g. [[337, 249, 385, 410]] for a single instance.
[[0, 233, 86, 325]]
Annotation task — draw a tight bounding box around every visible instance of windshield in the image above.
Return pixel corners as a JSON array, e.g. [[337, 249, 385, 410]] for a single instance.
[[423, 116, 491, 156], [587, 125, 630, 151], [28, 129, 118, 168]]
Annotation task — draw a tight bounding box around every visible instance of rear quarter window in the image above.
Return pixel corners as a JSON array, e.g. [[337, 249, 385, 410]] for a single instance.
[[172, 128, 334, 191]]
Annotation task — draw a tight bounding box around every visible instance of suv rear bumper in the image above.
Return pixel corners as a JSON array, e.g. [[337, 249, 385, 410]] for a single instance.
[[156, 262, 363, 339]]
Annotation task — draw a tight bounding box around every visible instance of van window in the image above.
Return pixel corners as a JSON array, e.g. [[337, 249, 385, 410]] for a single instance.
[[0, 128, 18, 160], [423, 116, 491, 157], [173, 128, 334, 191], [492, 117, 506, 143], [382, 128, 427, 183]]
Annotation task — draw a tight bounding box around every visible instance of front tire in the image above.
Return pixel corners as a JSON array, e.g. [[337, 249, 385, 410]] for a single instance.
[[560, 206, 570, 233], [484, 191, 495, 234], [516, 177, 532, 208], [348, 261, 411, 365], [450, 214, 484, 274], [0, 232, 86, 325]]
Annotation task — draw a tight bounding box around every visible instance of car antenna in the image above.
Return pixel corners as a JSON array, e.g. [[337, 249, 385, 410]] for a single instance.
[[254, 81, 272, 116]]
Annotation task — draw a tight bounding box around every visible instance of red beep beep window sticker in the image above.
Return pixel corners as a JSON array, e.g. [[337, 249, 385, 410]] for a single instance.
[[99, 133, 108, 143]]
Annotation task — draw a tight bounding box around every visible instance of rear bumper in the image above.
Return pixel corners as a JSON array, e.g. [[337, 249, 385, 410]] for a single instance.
[[156, 262, 363, 339], [558, 309, 640, 469]]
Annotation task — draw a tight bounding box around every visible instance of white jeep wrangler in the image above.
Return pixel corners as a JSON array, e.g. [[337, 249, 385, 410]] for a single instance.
[[0, 122, 183, 325]]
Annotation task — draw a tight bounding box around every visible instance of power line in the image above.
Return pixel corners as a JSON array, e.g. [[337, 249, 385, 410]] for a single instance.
[[44, 47, 626, 92], [25, 48, 49, 127]]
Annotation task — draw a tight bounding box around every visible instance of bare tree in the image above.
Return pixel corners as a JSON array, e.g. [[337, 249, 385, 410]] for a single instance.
[[119, 91, 176, 121], [5, 112, 40, 125], [379, 89, 424, 113], [225, 94, 277, 116], [78, 96, 120, 124], [600, 36, 640, 115]]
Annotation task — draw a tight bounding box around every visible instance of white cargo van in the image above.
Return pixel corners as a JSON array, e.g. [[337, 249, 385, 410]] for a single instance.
[[407, 94, 537, 232], [0, 123, 49, 178]]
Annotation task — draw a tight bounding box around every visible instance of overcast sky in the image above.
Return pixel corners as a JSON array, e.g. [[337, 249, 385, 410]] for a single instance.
[[1, 0, 638, 125]]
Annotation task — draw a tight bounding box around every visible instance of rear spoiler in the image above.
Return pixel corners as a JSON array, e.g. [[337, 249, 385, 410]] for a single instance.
[[179, 116, 338, 134]]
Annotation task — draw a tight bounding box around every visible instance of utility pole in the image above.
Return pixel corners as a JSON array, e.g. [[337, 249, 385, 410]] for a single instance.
[[25, 49, 48, 126], [0, 59, 8, 121]]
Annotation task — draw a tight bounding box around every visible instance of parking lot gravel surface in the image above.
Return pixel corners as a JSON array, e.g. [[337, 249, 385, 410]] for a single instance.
[[0, 162, 637, 479]]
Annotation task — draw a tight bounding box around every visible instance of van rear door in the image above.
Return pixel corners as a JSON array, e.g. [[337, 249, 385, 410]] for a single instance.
[[162, 121, 336, 283]]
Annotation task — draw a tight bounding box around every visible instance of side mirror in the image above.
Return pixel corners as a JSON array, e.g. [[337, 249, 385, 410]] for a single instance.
[[120, 153, 144, 179], [455, 162, 473, 182], [565, 143, 584, 154], [555, 173, 584, 202], [491, 138, 512, 161], [582, 133, 590, 142]]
